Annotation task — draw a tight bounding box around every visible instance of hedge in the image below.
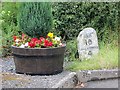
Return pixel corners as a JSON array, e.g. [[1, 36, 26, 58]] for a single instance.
[[52, 2, 119, 43]]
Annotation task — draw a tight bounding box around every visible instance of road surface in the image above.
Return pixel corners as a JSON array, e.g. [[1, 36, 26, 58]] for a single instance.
[[84, 78, 119, 88]]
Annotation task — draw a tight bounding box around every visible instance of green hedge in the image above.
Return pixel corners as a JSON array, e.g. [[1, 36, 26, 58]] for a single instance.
[[53, 2, 118, 43]]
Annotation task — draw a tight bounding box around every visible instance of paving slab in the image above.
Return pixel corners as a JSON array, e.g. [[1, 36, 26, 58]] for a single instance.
[[76, 69, 119, 82], [84, 78, 119, 88]]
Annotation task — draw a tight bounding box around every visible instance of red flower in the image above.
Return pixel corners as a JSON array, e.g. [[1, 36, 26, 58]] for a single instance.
[[35, 40, 41, 45], [31, 38, 38, 42], [44, 39, 49, 47], [13, 36, 17, 41], [28, 42, 35, 48], [44, 40, 53, 47], [46, 36, 49, 38], [48, 42, 53, 46], [22, 33, 25, 40], [40, 37, 45, 42]]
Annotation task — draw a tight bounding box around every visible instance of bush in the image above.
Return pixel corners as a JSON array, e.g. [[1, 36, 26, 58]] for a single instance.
[[53, 2, 118, 43], [1, 2, 20, 56], [18, 2, 53, 38], [65, 39, 78, 61]]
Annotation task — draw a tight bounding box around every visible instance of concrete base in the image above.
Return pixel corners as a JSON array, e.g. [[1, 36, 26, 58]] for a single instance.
[[76, 69, 119, 82], [2, 71, 77, 88]]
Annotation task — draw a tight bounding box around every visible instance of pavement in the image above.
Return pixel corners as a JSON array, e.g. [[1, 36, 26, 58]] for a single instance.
[[2, 71, 76, 88], [84, 78, 119, 88], [75, 69, 119, 88]]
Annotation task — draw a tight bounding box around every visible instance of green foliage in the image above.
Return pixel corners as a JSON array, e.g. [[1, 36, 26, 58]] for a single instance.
[[18, 2, 53, 38], [65, 39, 78, 61], [53, 2, 118, 43], [1, 2, 20, 56], [65, 41, 118, 71], [1, 2, 119, 57]]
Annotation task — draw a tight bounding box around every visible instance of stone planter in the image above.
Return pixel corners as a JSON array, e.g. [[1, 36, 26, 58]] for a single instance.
[[12, 45, 66, 75]]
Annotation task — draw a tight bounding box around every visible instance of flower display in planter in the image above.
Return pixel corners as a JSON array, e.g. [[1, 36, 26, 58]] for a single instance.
[[12, 32, 63, 48], [12, 2, 66, 75]]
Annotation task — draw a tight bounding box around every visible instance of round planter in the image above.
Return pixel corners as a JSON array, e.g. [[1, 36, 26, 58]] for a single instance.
[[12, 45, 66, 75]]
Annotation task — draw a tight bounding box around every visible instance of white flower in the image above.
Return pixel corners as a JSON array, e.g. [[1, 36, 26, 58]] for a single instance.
[[16, 43, 19, 45], [19, 44, 25, 48], [25, 42, 28, 47], [54, 37, 61, 41], [15, 39, 20, 43], [59, 43, 63, 46]]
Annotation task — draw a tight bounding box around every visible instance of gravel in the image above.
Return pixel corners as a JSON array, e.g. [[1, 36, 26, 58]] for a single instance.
[[1, 57, 73, 88]]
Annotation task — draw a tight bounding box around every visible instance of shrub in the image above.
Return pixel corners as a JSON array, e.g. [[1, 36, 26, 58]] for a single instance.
[[1, 2, 20, 56], [65, 39, 78, 61], [18, 2, 53, 38], [53, 2, 118, 43]]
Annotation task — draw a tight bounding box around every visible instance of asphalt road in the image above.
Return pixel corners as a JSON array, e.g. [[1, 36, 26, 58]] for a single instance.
[[84, 78, 119, 88]]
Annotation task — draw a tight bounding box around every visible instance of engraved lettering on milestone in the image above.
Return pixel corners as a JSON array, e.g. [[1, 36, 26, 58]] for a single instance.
[[88, 39, 92, 45], [88, 51, 92, 55], [84, 39, 88, 45], [84, 32, 93, 38]]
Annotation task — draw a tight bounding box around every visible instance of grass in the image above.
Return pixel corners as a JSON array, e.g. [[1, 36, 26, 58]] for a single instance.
[[65, 40, 118, 71]]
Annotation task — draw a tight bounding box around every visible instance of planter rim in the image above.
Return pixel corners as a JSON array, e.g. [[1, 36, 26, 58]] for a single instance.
[[11, 44, 66, 50], [12, 44, 66, 56]]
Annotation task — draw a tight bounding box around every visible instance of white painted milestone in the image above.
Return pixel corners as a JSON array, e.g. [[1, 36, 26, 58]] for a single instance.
[[77, 27, 99, 60]]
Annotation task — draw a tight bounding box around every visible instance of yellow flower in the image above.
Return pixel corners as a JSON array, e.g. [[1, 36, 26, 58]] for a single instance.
[[47, 32, 53, 38]]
